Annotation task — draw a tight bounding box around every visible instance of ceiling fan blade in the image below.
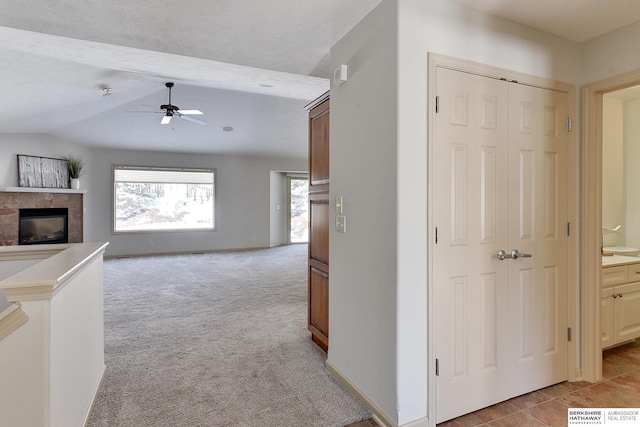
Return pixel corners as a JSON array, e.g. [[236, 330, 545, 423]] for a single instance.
[[177, 109, 203, 115], [178, 114, 207, 125], [161, 115, 172, 125]]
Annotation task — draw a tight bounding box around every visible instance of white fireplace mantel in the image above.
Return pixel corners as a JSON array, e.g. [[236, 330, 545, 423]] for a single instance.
[[0, 187, 86, 194]]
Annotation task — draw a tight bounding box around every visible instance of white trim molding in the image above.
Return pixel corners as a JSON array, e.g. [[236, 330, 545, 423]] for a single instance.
[[0, 302, 28, 341], [0, 242, 109, 301], [325, 360, 401, 427], [0, 187, 86, 194], [581, 68, 640, 382]]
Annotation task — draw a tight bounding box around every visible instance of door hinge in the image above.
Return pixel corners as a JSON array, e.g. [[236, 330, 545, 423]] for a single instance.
[[436, 96, 440, 114], [436, 358, 440, 376], [568, 327, 572, 342], [435, 227, 439, 244], [567, 222, 572, 237], [566, 117, 573, 132]]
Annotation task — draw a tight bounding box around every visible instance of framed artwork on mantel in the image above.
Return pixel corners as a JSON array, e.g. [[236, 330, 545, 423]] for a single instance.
[[17, 154, 69, 189]]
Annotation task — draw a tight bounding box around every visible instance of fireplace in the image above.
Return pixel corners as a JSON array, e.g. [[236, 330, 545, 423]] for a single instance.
[[19, 208, 69, 245]]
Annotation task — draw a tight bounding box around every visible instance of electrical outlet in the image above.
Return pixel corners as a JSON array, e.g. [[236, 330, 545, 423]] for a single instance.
[[148, 240, 154, 247]]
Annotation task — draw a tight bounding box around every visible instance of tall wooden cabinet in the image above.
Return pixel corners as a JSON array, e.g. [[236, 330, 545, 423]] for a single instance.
[[306, 91, 330, 351]]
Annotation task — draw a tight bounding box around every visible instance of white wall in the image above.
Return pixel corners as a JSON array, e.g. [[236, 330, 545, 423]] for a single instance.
[[602, 97, 626, 247], [329, 0, 398, 422], [50, 257, 105, 427], [1, 134, 306, 256], [0, 259, 42, 280], [0, 298, 49, 426], [396, 3, 581, 424], [0, 246, 105, 427], [0, 259, 42, 311], [582, 21, 640, 85], [86, 148, 305, 256], [582, 23, 640, 250], [0, 134, 93, 186], [331, 1, 583, 425], [269, 171, 288, 247]]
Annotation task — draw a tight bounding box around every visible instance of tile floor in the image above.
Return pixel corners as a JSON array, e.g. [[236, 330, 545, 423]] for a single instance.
[[346, 340, 640, 427]]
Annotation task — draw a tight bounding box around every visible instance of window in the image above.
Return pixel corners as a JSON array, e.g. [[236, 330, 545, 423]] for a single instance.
[[289, 177, 308, 243], [113, 166, 215, 232]]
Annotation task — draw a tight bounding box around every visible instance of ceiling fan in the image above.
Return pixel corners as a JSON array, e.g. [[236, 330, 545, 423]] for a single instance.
[[155, 82, 207, 126]]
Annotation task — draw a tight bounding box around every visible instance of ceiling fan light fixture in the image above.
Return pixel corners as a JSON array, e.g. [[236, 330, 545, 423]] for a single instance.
[[157, 82, 207, 126], [102, 87, 113, 97]]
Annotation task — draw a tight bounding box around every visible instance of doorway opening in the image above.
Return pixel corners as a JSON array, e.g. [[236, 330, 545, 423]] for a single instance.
[[582, 70, 640, 383], [288, 177, 308, 244]]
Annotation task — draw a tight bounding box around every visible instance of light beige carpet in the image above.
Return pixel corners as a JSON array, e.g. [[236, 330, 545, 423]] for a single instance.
[[88, 244, 371, 427]]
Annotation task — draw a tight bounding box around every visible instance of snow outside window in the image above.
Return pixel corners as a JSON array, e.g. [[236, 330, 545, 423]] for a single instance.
[[113, 166, 215, 232]]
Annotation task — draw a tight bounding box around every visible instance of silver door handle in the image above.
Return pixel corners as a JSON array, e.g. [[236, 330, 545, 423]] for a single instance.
[[510, 249, 531, 259], [497, 249, 532, 260]]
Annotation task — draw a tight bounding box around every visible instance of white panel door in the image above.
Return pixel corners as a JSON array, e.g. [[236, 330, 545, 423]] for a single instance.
[[434, 68, 569, 423], [434, 67, 511, 422], [507, 82, 568, 390], [614, 281, 640, 344]]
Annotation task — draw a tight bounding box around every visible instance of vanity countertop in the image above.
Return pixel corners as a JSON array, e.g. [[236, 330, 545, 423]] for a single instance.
[[602, 255, 640, 267]]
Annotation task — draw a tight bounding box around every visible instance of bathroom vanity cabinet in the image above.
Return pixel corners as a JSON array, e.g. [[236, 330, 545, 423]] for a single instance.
[[602, 260, 640, 349]]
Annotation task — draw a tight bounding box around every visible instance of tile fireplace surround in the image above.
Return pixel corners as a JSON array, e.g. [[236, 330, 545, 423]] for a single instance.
[[0, 190, 83, 246]]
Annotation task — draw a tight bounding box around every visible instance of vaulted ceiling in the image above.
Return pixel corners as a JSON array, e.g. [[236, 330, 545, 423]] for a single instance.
[[0, 0, 382, 157], [2, 0, 640, 157]]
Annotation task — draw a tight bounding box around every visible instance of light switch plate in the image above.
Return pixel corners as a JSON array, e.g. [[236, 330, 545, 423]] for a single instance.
[[335, 197, 343, 214], [336, 215, 346, 233]]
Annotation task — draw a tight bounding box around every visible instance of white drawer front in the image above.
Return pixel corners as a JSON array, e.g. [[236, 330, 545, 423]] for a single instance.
[[627, 263, 640, 282], [603, 265, 628, 287]]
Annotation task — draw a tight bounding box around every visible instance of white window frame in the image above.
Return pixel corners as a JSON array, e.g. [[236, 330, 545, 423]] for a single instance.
[[112, 165, 216, 234]]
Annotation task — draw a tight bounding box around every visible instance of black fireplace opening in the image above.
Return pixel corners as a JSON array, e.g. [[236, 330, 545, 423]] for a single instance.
[[19, 208, 69, 245]]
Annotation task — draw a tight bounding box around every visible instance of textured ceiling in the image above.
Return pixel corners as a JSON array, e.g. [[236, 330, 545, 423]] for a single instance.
[[0, 0, 382, 157], [2, 0, 640, 157]]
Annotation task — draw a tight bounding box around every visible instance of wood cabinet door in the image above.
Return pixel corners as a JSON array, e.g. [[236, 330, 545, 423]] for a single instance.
[[614, 281, 640, 344], [309, 195, 329, 265], [309, 99, 330, 189], [602, 287, 615, 349], [307, 92, 329, 351], [309, 266, 329, 350]]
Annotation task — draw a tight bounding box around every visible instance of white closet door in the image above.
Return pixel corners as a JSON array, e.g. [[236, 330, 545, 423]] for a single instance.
[[434, 67, 569, 423]]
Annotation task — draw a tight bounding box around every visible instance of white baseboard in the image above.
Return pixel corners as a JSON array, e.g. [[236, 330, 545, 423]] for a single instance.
[[398, 415, 430, 427], [325, 360, 398, 427], [83, 364, 106, 427], [105, 246, 271, 259]]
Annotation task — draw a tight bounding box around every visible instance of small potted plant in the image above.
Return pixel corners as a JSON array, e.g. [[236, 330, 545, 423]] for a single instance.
[[62, 154, 84, 189]]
